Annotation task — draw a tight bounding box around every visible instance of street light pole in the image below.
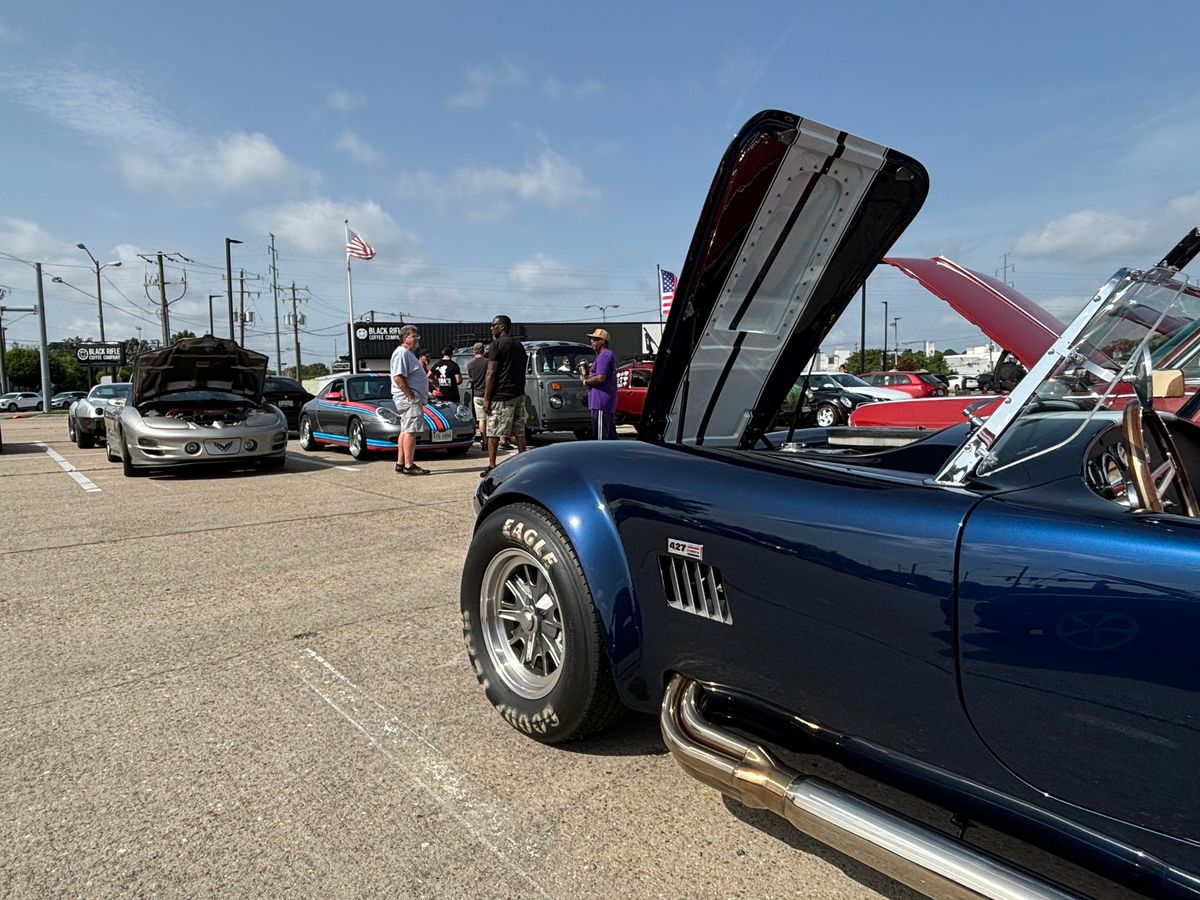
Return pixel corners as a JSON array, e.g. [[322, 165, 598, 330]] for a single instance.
[[891, 317, 902, 368], [881, 300, 889, 370], [584, 303, 620, 322], [76, 243, 121, 343], [208, 294, 222, 335], [225, 238, 242, 342]]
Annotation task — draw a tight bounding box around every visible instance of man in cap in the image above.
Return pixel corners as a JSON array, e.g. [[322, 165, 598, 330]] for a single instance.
[[466, 341, 488, 447], [580, 327, 617, 440]]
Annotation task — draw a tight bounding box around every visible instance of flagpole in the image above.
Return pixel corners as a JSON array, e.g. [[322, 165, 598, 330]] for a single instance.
[[345, 219, 358, 373]]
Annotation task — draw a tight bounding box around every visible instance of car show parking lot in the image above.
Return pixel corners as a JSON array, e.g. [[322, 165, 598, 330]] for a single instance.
[[0, 413, 908, 900]]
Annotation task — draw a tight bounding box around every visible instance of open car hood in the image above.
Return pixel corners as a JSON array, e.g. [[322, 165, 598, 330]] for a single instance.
[[883, 257, 1066, 368], [132, 336, 269, 405], [640, 110, 928, 447]]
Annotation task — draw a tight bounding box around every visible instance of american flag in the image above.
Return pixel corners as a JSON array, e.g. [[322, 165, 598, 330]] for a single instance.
[[659, 269, 677, 316], [346, 226, 376, 261]]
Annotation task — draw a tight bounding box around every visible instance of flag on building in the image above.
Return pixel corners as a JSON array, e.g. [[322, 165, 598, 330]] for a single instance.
[[659, 269, 677, 316], [346, 226, 376, 261]]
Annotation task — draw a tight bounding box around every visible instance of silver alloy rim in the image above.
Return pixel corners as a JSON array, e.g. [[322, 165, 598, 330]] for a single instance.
[[816, 406, 837, 427], [479, 547, 565, 699], [349, 421, 362, 456], [300, 418, 312, 447]]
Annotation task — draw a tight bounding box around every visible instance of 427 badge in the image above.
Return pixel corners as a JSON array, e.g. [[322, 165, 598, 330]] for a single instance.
[[667, 538, 703, 561]]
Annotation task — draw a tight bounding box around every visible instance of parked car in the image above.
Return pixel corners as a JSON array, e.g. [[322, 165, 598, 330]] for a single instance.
[[1, 391, 43, 412], [811, 370, 908, 400], [262, 375, 313, 431], [105, 336, 288, 476], [615, 360, 654, 424], [861, 370, 949, 397], [50, 390, 88, 410], [67, 382, 131, 447], [775, 374, 879, 427], [297, 373, 474, 458], [458, 110, 1200, 899]]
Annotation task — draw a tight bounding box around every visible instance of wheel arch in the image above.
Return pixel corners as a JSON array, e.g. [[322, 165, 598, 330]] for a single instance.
[[476, 470, 651, 711]]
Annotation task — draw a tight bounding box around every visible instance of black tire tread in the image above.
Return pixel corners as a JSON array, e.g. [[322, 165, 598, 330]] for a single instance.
[[467, 501, 623, 742]]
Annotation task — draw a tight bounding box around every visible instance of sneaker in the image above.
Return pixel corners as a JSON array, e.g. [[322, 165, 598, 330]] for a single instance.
[[406, 464, 431, 476], [500, 440, 516, 451], [394, 463, 405, 473], [479, 466, 493, 479]]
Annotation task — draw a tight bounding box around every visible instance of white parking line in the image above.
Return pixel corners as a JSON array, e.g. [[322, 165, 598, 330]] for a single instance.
[[286, 455, 361, 474], [35, 442, 101, 493], [293, 648, 548, 897]]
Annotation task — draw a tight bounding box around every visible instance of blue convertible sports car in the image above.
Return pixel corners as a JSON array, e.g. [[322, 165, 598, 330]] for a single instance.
[[460, 111, 1200, 899]]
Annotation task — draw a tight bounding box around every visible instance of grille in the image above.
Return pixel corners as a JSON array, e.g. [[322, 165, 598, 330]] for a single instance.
[[659, 556, 731, 624]]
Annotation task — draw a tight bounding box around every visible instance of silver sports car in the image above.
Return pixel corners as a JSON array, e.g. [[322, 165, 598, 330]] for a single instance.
[[67, 383, 131, 448], [105, 336, 288, 476]]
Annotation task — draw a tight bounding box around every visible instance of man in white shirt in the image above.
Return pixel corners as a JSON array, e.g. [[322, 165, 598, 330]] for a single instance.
[[389, 325, 430, 475]]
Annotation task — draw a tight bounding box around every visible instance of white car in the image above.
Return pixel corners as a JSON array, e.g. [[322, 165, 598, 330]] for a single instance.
[[806, 372, 908, 401], [0, 391, 43, 412]]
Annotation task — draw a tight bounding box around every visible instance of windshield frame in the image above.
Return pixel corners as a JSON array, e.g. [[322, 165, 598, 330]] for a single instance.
[[934, 267, 1194, 485]]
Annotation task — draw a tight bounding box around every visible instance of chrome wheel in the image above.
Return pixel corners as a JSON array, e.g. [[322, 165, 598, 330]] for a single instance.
[[815, 403, 841, 428], [479, 548, 565, 699], [348, 419, 365, 459], [298, 415, 316, 451]]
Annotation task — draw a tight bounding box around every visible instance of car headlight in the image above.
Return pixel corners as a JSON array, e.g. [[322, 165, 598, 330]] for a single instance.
[[839, 396, 852, 407], [456, 404, 470, 419], [549, 394, 563, 409], [377, 407, 398, 424]]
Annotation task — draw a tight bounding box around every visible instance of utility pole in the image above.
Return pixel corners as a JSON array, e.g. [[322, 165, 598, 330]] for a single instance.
[[239, 269, 247, 346], [858, 281, 866, 374], [290, 282, 304, 378], [34, 264, 51, 409], [891, 317, 902, 366], [881, 300, 889, 371], [156, 253, 169, 345], [269, 234, 282, 376], [0, 285, 10, 393], [996, 253, 1015, 287]]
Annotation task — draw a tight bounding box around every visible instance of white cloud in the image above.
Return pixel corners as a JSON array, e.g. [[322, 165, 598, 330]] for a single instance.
[[542, 77, 604, 100], [1015, 191, 1200, 263], [122, 132, 317, 196], [4, 64, 316, 197], [395, 149, 599, 222], [334, 130, 384, 165], [327, 89, 365, 112], [0, 19, 15, 42], [244, 198, 422, 264], [447, 61, 529, 108], [507, 253, 576, 292]]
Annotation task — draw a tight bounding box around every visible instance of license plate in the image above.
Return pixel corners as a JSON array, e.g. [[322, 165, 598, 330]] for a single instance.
[[205, 437, 243, 455], [278, 399, 294, 407], [431, 430, 452, 443]]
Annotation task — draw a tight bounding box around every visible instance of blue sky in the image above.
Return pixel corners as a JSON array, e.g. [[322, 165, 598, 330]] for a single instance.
[[4, 1, 1200, 368]]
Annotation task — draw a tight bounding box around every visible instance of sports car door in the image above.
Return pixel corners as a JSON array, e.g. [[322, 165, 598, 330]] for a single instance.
[[956, 497, 1200, 841]]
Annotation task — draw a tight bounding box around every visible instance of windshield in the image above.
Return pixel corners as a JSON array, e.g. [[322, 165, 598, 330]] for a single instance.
[[346, 377, 392, 402], [536, 349, 595, 374], [90, 384, 131, 399], [946, 267, 1196, 481], [828, 373, 871, 389]]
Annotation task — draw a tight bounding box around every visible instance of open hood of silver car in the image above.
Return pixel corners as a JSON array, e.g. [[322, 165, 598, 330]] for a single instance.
[[640, 110, 928, 448], [131, 336, 269, 405]]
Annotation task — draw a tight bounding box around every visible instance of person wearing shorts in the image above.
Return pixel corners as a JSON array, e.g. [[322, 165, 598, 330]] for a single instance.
[[481, 315, 528, 478], [467, 342, 488, 447], [389, 324, 430, 475]]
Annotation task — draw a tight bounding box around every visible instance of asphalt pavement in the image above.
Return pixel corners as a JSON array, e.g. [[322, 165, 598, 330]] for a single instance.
[[0, 413, 909, 900]]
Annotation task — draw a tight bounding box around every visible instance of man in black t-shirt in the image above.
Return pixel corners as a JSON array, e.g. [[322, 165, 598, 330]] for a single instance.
[[467, 342, 488, 445], [481, 315, 528, 477], [429, 346, 462, 403]]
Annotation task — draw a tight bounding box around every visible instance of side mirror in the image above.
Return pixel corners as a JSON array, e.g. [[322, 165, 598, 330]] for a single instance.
[[326, 391, 342, 401]]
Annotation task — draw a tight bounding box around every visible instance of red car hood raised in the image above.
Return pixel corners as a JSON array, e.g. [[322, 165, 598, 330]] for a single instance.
[[883, 257, 1065, 368]]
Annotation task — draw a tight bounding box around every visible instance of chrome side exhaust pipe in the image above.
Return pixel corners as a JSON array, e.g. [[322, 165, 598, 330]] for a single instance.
[[659, 676, 1081, 900]]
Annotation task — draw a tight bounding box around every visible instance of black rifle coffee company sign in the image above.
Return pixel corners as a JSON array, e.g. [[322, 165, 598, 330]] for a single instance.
[[75, 342, 126, 366], [350, 321, 409, 363]]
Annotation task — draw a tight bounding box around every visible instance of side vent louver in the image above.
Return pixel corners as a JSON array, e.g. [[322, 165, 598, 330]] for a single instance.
[[659, 556, 731, 624]]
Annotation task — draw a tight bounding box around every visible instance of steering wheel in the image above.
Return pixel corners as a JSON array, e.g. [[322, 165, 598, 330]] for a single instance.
[[1121, 402, 1200, 516]]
